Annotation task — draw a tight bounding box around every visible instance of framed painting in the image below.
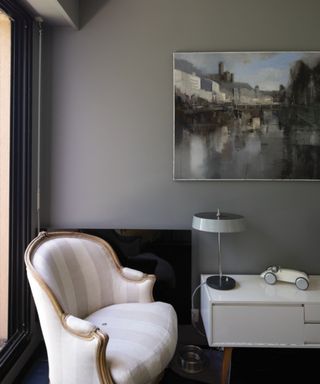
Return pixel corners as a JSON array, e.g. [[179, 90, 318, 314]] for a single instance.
[[173, 51, 320, 180]]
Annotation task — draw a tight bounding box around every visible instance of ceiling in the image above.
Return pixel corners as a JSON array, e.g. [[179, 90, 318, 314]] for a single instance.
[[21, 0, 79, 28]]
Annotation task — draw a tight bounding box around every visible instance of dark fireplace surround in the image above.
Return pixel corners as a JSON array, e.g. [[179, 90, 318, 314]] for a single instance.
[[45, 228, 192, 324]]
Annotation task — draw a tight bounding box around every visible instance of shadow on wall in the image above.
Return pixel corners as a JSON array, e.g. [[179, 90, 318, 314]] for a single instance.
[[80, 0, 110, 28]]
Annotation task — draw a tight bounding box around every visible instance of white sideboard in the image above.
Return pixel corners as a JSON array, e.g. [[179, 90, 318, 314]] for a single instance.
[[200, 274, 320, 348]]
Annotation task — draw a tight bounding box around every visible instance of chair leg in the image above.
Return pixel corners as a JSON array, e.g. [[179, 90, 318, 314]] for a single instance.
[[221, 347, 233, 384]]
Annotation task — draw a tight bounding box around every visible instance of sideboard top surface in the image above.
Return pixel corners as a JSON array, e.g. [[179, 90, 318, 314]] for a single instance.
[[201, 274, 320, 305]]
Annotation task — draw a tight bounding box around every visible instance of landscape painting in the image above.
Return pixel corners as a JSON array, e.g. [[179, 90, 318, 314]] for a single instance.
[[174, 52, 320, 180]]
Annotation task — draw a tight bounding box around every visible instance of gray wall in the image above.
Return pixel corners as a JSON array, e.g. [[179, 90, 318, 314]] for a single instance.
[[42, 0, 320, 284]]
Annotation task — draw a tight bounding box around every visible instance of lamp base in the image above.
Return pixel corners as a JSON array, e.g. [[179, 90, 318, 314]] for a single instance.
[[206, 275, 236, 290]]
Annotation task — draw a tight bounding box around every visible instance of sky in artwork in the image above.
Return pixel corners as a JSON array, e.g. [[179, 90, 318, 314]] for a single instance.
[[175, 52, 320, 91]]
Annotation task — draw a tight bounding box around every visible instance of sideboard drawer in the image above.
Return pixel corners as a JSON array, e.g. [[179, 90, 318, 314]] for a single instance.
[[212, 305, 304, 346], [304, 304, 320, 323], [304, 324, 320, 344]]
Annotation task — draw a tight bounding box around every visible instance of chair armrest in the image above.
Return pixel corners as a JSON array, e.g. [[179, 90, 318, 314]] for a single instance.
[[114, 269, 156, 303], [55, 315, 112, 383], [64, 314, 98, 337], [121, 267, 145, 281]]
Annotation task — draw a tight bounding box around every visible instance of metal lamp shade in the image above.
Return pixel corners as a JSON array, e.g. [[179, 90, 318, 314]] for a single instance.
[[192, 212, 246, 233], [192, 210, 246, 290]]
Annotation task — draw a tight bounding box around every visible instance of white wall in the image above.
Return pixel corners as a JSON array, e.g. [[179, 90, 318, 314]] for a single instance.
[[42, 0, 320, 274]]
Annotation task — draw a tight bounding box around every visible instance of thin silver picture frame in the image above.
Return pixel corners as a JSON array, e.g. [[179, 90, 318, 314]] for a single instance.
[[173, 51, 320, 181]]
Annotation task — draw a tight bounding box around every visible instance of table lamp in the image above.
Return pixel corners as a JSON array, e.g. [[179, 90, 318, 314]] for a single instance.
[[192, 209, 246, 290]]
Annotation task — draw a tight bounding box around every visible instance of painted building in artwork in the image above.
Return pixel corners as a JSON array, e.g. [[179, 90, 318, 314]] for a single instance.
[[174, 69, 213, 102], [208, 61, 275, 105], [201, 78, 226, 102], [219, 81, 255, 104], [174, 60, 274, 105], [174, 68, 226, 103]]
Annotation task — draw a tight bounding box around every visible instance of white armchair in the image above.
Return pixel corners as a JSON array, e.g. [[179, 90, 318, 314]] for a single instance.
[[25, 231, 177, 384]]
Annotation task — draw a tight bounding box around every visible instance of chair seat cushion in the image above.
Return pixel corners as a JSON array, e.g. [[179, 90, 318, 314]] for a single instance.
[[85, 302, 177, 384]]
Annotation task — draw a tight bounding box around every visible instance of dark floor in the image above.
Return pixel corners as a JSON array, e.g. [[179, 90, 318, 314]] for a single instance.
[[230, 347, 320, 384], [18, 344, 214, 384], [16, 343, 320, 384]]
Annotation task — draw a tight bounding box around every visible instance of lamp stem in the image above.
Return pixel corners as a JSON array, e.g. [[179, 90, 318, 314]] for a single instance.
[[218, 231, 222, 281]]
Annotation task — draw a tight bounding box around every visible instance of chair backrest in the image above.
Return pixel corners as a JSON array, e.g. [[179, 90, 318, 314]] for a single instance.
[[26, 231, 122, 318]]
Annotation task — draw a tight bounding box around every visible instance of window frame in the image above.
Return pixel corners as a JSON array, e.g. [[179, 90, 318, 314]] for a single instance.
[[0, 0, 33, 379]]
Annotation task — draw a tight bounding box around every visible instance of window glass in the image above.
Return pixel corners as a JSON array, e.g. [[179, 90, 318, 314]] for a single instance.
[[0, 9, 11, 351], [0, 1, 32, 379]]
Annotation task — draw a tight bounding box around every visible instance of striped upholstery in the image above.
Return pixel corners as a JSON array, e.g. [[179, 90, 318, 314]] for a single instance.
[[27, 271, 104, 384], [25, 232, 178, 384], [31, 236, 154, 318], [86, 302, 177, 384]]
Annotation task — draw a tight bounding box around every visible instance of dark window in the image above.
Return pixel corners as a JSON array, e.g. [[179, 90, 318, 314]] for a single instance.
[[0, 0, 32, 380]]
